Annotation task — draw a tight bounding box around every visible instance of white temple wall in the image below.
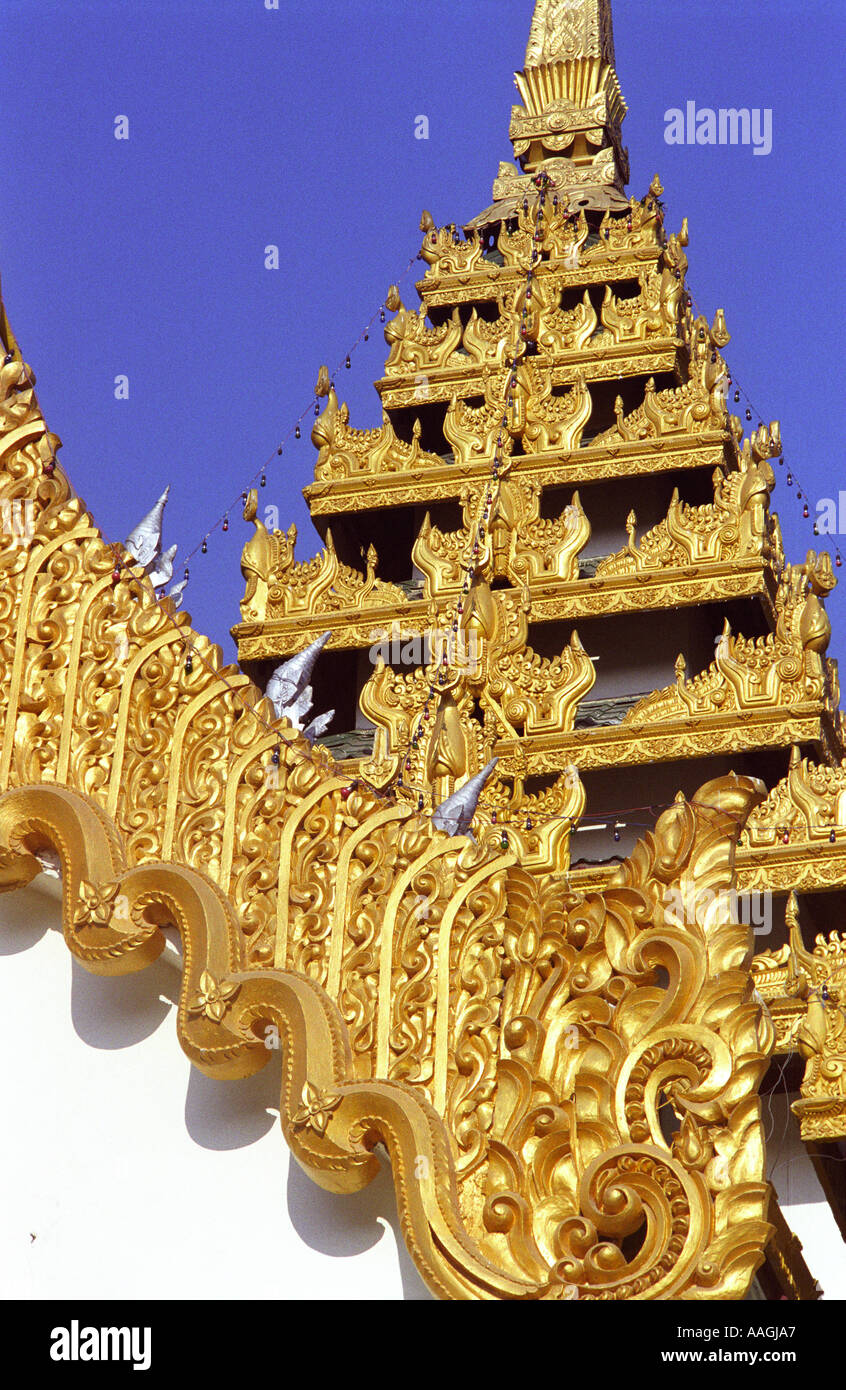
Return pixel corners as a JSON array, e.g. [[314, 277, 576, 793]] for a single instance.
[[0, 877, 431, 1301], [766, 1093, 846, 1300]]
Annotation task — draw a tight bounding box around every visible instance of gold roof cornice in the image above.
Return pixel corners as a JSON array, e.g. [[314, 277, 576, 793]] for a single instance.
[[302, 433, 730, 517], [233, 560, 771, 665], [0, 297, 776, 1298], [377, 344, 681, 410], [419, 244, 659, 307], [253, 455, 779, 658], [305, 322, 734, 512], [490, 707, 829, 778], [427, 196, 662, 303]]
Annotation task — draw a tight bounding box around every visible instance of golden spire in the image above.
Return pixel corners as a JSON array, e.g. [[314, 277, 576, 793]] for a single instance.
[[487, 0, 629, 216], [524, 0, 615, 66]]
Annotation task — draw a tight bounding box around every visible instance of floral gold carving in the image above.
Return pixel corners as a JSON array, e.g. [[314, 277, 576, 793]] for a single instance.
[[0, 287, 775, 1296]]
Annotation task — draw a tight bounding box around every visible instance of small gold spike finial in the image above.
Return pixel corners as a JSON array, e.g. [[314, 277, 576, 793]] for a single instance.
[[711, 309, 730, 348]]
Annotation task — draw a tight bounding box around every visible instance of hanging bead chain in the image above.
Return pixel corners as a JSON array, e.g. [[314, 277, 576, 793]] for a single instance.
[[399, 173, 555, 835]]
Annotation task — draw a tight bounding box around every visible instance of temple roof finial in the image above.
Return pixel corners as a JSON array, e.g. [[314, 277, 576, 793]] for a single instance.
[[473, 0, 628, 225], [524, 0, 615, 67]]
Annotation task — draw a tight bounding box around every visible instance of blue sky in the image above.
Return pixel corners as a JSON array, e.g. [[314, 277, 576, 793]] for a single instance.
[[3, 0, 845, 672]]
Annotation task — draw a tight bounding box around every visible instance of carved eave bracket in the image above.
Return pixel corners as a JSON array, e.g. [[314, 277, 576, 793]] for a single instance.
[[412, 474, 590, 598], [239, 489, 406, 627], [742, 747, 846, 856], [625, 556, 836, 731], [443, 364, 592, 466], [598, 456, 777, 580], [310, 387, 443, 485]]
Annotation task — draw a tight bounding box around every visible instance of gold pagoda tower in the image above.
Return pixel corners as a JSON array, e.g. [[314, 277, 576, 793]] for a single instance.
[[233, 0, 846, 1295]]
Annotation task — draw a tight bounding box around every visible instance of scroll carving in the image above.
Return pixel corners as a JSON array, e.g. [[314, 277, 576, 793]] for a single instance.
[[0, 152, 777, 1297]]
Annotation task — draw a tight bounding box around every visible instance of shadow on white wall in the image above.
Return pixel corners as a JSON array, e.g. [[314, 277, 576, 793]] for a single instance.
[[0, 877, 433, 1299]]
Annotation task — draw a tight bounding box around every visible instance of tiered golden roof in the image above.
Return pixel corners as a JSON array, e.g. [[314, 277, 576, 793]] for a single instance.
[[233, 1, 846, 1169], [233, 174, 800, 868], [0, 289, 775, 1300]]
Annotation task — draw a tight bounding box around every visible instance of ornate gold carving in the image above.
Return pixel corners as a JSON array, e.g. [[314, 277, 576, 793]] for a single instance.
[[598, 455, 776, 577], [419, 244, 664, 310], [593, 181, 665, 254], [493, 149, 624, 203], [497, 203, 590, 271], [188, 970, 240, 1023], [311, 387, 442, 483], [445, 362, 592, 467], [357, 524, 596, 835], [413, 473, 588, 598], [624, 560, 834, 730], [381, 346, 677, 412], [499, 274, 598, 356], [8, 0, 846, 1289], [470, 777, 772, 1297], [419, 224, 483, 280], [524, 0, 614, 66], [750, 945, 806, 1056], [784, 895, 846, 1142], [503, 2, 628, 200], [595, 366, 724, 445], [239, 489, 405, 625], [742, 745, 846, 852], [292, 1081, 341, 1136], [383, 298, 465, 377], [0, 286, 776, 1298], [303, 438, 729, 518]]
